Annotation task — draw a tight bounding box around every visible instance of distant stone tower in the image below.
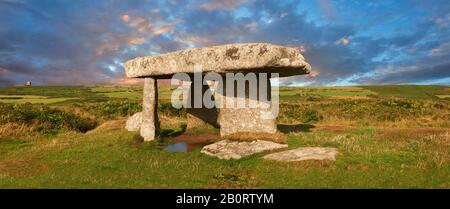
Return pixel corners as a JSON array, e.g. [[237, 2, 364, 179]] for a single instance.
[[25, 81, 32, 86]]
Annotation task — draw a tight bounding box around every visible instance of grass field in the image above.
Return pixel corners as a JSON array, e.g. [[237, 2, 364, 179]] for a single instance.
[[0, 85, 449, 188], [0, 95, 77, 104], [361, 85, 450, 99], [279, 86, 377, 98]]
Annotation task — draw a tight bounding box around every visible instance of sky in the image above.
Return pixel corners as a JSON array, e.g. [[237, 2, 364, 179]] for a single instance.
[[0, 0, 449, 86]]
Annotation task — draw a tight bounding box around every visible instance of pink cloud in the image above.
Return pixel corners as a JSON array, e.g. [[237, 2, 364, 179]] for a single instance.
[[152, 20, 180, 35], [121, 15, 130, 22]]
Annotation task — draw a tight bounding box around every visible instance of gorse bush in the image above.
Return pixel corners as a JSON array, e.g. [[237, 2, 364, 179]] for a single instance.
[[0, 103, 97, 135], [61, 113, 98, 133], [84, 100, 142, 119], [380, 99, 421, 109], [279, 98, 449, 124], [74, 100, 185, 120], [302, 109, 323, 123], [159, 102, 186, 117], [279, 104, 323, 124]]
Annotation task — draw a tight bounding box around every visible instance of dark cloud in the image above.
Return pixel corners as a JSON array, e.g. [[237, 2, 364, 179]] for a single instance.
[[0, 0, 449, 86], [355, 62, 450, 84]]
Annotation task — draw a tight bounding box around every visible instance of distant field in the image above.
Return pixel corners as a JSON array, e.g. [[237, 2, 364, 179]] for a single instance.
[[279, 86, 376, 101], [280, 85, 450, 100], [1, 84, 448, 103], [360, 85, 450, 99], [91, 86, 143, 101], [0, 95, 76, 104], [90, 85, 172, 102], [0, 84, 449, 188]]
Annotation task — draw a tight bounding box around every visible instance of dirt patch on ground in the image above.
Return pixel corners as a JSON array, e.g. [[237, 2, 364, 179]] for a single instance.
[[87, 119, 126, 134]]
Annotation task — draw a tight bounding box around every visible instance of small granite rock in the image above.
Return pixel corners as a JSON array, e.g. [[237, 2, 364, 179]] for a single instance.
[[201, 140, 288, 160], [263, 147, 338, 162], [125, 112, 143, 131]]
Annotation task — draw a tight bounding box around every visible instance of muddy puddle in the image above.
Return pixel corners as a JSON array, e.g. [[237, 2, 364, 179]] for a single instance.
[[163, 132, 219, 152]]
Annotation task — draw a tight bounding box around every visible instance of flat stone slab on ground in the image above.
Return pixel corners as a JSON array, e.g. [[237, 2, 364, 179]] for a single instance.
[[263, 147, 338, 162], [124, 43, 311, 78], [264, 147, 338, 162], [201, 140, 288, 160]]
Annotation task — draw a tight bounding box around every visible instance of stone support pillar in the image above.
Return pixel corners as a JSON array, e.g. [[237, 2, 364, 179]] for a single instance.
[[217, 74, 277, 136]]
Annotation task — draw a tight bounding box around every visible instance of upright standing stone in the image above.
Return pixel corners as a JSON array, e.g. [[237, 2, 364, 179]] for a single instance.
[[186, 76, 218, 129], [217, 74, 277, 136], [140, 78, 160, 141]]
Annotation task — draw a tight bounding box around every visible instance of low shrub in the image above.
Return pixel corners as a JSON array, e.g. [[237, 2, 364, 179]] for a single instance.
[[159, 102, 186, 117], [279, 97, 448, 124], [96, 100, 142, 117], [302, 109, 323, 123], [0, 103, 97, 135], [279, 104, 323, 124]]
